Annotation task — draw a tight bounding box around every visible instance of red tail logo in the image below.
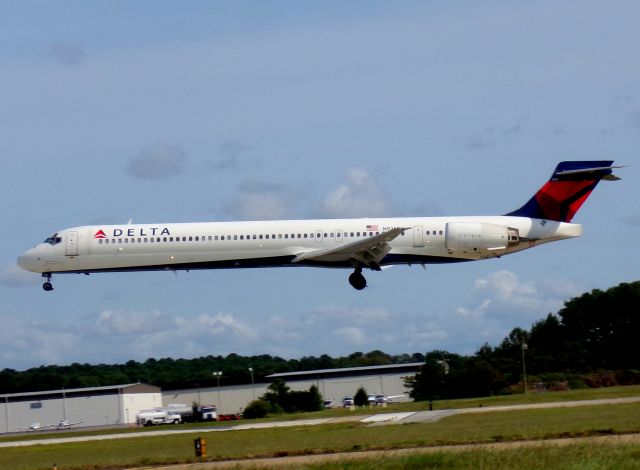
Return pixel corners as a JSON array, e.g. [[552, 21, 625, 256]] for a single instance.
[[94, 229, 107, 239]]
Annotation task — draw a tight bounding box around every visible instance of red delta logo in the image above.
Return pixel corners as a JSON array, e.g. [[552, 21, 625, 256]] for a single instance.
[[94, 229, 107, 239]]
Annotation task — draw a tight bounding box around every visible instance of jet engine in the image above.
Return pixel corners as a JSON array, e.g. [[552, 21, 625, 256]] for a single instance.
[[445, 222, 519, 251]]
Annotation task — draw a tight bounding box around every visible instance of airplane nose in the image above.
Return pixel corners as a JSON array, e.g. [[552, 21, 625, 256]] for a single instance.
[[17, 249, 39, 272]]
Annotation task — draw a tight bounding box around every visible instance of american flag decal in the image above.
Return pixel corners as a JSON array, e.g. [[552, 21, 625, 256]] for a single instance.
[[366, 224, 379, 232]]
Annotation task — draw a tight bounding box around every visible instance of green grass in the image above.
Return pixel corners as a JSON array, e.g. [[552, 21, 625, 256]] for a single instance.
[[1, 400, 639, 470], [246, 443, 640, 470]]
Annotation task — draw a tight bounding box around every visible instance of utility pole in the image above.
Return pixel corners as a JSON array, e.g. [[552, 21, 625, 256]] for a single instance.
[[521, 341, 528, 394], [213, 371, 222, 412], [248, 368, 255, 400]]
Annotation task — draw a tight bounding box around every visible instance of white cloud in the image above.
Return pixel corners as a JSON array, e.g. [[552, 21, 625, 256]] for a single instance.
[[467, 270, 577, 320], [333, 326, 367, 346], [125, 143, 188, 179], [0, 271, 585, 369], [317, 168, 394, 218], [95, 309, 176, 336], [0, 318, 79, 366], [225, 181, 299, 220], [0, 263, 41, 287]]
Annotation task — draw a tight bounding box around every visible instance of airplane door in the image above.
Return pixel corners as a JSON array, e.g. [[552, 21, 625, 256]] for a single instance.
[[335, 229, 343, 242], [66, 231, 79, 256], [413, 226, 424, 248]]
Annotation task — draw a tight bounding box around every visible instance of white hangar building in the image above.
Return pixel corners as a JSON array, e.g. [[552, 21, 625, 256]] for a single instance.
[[265, 362, 422, 404], [163, 363, 422, 414], [1, 383, 161, 433]]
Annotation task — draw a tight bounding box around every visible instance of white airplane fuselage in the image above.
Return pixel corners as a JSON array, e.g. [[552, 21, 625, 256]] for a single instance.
[[17, 160, 617, 291], [17, 215, 580, 275]]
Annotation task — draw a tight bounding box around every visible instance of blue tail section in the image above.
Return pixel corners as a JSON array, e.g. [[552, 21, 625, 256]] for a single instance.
[[506, 161, 618, 222]]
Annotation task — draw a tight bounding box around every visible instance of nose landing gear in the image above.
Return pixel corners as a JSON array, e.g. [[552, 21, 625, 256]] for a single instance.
[[42, 273, 53, 291]]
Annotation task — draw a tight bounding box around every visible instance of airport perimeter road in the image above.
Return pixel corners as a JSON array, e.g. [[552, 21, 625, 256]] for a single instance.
[[2, 396, 640, 448]]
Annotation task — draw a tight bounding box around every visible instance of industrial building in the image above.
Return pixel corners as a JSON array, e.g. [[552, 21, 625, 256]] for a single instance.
[[1, 363, 421, 433], [1, 383, 161, 433], [163, 363, 422, 413]]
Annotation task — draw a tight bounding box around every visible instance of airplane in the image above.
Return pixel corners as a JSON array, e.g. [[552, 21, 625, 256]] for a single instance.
[[55, 420, 83, 430], [15, 422, 55, 432], [17, 161, 620, 291]]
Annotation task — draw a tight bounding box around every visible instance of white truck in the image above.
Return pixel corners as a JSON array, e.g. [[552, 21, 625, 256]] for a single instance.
[[136, 409, 182, 426]]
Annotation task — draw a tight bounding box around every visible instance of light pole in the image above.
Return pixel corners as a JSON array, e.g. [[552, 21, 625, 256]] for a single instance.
[[521, 341, 528, 394], [213, 371, 222, 412], [248, 367, 255, 400]]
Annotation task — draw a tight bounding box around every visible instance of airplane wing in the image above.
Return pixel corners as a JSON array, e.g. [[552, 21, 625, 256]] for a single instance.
[[292, 227, 408, 270]]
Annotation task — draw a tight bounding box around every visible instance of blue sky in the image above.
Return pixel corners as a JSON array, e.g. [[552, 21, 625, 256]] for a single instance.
[[1, 1, 639, 370]]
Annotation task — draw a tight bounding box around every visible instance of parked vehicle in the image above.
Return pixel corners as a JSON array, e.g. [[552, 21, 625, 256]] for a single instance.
[[341, 396, 354, 407], [164, 403, 218, 422], [136, 409, 182, 426], [375, 394, 387, 405]]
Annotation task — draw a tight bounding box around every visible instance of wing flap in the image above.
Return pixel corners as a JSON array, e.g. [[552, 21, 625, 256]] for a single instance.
[[292, 227, 407, 269]]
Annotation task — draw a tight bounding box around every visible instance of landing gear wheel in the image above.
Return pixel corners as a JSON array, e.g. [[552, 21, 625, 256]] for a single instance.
[[42, 273, 53, 291], [348, 271, 367, 290]]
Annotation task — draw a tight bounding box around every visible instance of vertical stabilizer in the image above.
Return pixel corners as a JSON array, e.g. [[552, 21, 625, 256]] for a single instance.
[[506, 161, 618, 222]]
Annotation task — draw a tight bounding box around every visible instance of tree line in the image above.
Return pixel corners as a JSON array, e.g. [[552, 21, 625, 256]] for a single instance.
[[2, 281, 638, 399], [0, 349, 424, 395], [406, 281, 640, 400]]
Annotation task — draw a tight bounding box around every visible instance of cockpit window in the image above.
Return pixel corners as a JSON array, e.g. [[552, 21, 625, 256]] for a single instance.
[[43, 234, 62, 245]]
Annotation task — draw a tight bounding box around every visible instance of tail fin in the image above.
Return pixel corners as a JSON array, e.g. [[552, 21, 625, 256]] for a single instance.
[[506, 161, 620, 222]]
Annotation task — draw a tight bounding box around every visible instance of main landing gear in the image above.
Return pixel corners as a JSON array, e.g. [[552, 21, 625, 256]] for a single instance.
[[348, 267, 367, 291], [42, 273, 53, 292]]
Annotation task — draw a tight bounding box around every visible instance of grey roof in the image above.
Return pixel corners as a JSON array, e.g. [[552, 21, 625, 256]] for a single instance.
[[1, 382, 160, 399], [266, 362, 423, 379]]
